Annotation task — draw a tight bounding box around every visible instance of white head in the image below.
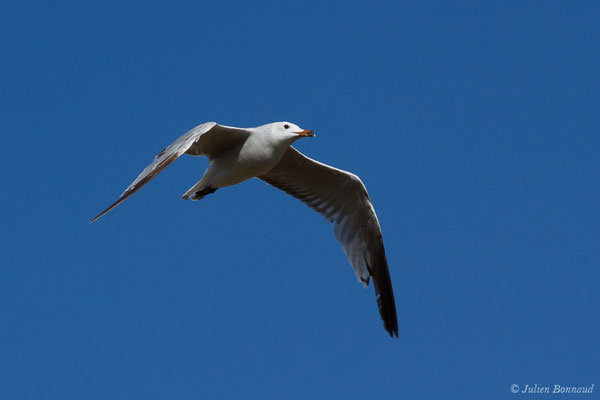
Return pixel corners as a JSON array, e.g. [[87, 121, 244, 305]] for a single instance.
[[263, 121, 316, 141]]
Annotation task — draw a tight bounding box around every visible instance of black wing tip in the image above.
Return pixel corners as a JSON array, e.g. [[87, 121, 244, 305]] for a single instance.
[[366, 253, 398, 338], [380, 298, 399, 338], [89, 206, 112, 223], [89, 194, 129, 223], [374, 275, 398, 338], [385, 320, 399, 338]]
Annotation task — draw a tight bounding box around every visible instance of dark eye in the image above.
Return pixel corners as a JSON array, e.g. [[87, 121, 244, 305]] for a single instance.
[[284, 124, 289, 129]]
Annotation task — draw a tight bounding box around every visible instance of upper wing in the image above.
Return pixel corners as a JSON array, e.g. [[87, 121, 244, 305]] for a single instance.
[[259, 147, 398, 337], [90, 122, 250, 222]]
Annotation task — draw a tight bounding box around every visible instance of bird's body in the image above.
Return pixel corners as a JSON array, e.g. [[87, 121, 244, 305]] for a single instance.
[[183, 125, 296, 197], [92, 121, 398, 337]]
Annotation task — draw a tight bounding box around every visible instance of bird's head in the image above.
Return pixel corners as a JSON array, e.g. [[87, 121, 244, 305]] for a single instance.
[[267, 122, 316, 141]]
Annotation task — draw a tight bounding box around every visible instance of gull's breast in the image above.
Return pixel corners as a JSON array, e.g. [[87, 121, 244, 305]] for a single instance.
[[210, 138, 286, 187]]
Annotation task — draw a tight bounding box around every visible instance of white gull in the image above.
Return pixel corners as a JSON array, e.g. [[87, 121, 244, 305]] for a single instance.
[[91, 121, 398, 337]]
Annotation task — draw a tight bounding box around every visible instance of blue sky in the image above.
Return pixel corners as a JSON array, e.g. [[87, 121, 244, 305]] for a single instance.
[[1, 1, 599, 398]]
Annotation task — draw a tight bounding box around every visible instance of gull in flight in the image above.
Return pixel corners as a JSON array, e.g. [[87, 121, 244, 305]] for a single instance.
[[91, 121, 398, 337]]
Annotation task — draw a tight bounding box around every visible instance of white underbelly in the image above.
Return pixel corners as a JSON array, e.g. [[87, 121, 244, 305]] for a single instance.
[[212, 163, 271, 187], [209, 142, 283, 187]]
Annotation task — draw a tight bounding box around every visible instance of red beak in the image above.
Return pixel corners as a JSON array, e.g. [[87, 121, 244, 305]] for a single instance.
[[295, 129, 316, 137]]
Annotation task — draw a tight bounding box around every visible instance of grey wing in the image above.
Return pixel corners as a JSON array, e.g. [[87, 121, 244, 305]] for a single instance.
[[259, 147, 398, 337], [91, 122, 249, 222]]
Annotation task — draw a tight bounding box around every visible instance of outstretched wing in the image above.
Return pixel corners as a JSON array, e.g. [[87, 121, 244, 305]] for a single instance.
[[91, 122, 249, 222], [259, 147, 398, 337]]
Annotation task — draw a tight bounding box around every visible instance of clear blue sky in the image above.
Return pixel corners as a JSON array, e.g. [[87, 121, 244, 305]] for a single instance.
[[1, 1, 598, 398]]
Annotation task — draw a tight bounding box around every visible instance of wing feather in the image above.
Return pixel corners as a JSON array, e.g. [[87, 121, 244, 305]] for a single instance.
[[90, 122, 249, 222], [259, 147, 398, 337]]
